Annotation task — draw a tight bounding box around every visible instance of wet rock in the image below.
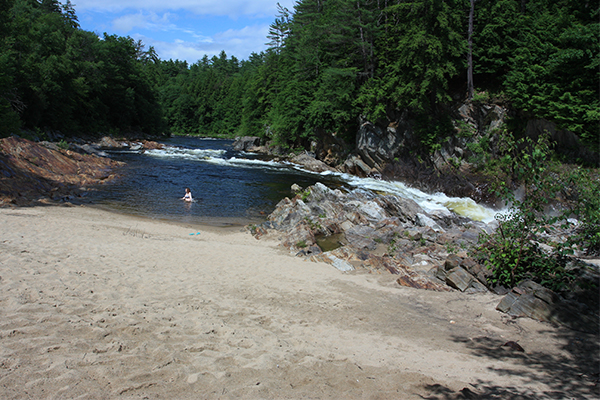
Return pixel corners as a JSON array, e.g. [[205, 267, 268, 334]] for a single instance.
[[340, 155, 374, 177], [290, 152, 337, 173], [373, 195, 422, 223], [70, 143, 109, 157], [233, 136, 261, 152], [97, 136, 121, 148], [141, 140, 164, 150]]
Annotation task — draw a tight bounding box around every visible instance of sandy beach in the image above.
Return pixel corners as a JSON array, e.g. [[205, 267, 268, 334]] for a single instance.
[[0, 205, 597, 399]]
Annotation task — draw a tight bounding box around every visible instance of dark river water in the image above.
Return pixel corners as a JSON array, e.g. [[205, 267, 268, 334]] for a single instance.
[[89, 137, 346, 226], [88, 137, 496, 226]]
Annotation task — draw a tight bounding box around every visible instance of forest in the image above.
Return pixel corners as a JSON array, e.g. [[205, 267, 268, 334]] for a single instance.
[[0, 0, 598, 153]]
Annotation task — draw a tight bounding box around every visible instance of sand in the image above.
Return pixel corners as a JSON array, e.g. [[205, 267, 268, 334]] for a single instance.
[[0, 205, 597, 399]]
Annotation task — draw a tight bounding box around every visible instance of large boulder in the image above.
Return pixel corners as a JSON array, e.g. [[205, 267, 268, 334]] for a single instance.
[[497, 280, 599, 333], [290, 152, 337, 173], [233, 136, 262, 152], [356, 114, 414, 170]]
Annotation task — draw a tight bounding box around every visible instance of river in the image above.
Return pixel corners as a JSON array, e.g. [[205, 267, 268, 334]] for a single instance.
[[89, 137, 498, 226]]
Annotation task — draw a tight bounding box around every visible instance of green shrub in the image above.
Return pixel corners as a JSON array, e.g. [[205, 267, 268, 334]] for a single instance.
[[471, 132, 580, 291], [563, 167, 600, 256], [58, 139, 69, 150], [301, 188, 311, 202]]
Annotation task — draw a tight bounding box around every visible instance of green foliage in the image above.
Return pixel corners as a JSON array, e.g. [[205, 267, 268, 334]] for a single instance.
[[471, 132, 591, 291], [473, 0, 599, 146], [377, 0, 466, 114], [563, 167, 600, 255], [57, 139, 69, 150], [304, 217, 322, 231], [413, 113, 455, 152], [446, 242, 458, 254], [2, 0, 597, 156], [455, 120, 475, 138], [300, 188, 311, 202], [1, 0, 165, 137]]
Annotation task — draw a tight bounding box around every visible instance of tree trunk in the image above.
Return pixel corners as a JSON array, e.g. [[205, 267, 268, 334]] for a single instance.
[[467, 0, 474, 101]]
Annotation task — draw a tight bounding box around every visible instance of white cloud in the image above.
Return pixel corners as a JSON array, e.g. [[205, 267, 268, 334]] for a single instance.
[[72, 0, 297, 62], [111, 12, 169, 33], [134, 23, 270, 63], [73, 0, 296, 18]]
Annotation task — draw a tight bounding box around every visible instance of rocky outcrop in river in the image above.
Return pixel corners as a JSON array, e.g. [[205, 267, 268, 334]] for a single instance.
[[0, 137, 123, 206], [250, 182, 494, 293]]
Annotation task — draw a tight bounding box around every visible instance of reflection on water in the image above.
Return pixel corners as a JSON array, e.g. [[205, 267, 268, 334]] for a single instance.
[[315, 233, 347, 252]]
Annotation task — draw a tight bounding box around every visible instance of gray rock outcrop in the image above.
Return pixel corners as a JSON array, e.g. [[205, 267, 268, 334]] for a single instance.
[[233, 136, 262, 152], [497, 280, 599, 333], [290, 153, 337, 173], [250, 182, 490, 292]]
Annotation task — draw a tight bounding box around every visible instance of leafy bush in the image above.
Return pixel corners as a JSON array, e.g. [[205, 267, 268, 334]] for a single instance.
[[57, 139, 69, 150], [472, 132, 581, 291], [563, 167, 600, 255]]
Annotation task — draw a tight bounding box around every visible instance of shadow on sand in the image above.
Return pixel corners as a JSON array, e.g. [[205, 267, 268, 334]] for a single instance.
[[420, 325, 599, 399]]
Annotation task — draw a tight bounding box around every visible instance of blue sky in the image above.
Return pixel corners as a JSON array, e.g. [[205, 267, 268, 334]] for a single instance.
[[71, 0, 296, 64]]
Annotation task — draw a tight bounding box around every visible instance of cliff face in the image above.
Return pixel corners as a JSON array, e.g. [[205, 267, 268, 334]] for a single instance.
[[342, 103, 598, 204], [0, 137, 123, 206]]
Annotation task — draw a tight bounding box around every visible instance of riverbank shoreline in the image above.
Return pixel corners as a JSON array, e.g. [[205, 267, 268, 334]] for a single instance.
[[1, 205, 598, 399]]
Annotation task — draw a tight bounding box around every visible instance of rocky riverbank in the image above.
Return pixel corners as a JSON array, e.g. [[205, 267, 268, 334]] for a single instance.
[[249, 182, 600, 334], [0, 137, 123, 206], [0, 136, 167, 206]]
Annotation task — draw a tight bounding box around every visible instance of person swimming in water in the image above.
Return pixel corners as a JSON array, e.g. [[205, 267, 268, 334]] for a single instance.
[[182, 187, 193, 202]]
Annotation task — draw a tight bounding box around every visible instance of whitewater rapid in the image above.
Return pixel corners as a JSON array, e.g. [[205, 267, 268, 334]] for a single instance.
[[144, 144, 499, 223]]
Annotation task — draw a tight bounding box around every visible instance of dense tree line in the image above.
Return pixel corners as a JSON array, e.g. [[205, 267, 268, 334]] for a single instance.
[[0, 0, 165, 137], [153, 0, 598, 150], [1, 0, 598, 152]]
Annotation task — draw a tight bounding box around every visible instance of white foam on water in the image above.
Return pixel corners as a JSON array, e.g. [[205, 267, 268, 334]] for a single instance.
[[317, 171, 499, 223], [145, 146, 226, 161], [145, 146, 291, 172], [227, 157, 287, 169]]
